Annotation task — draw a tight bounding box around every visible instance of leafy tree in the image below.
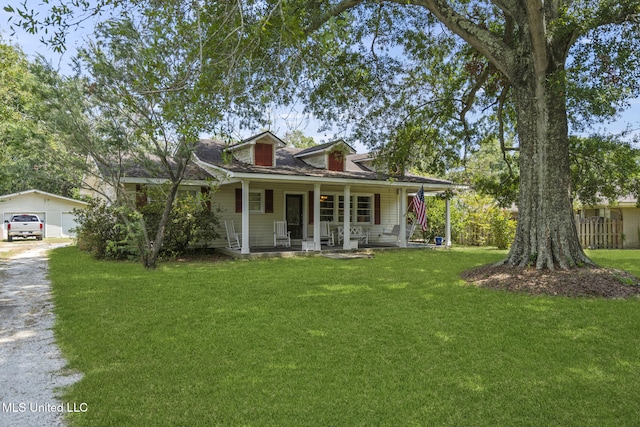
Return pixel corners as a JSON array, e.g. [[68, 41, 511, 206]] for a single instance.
[[463, 132, 640, 211], [0, 40, 83, 196], [38, 2, 265, 268], [284, 129, 316, 148], [272, 0, 640, 270]]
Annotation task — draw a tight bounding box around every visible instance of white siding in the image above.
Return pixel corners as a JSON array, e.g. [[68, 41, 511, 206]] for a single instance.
[[212, 183, 409, 248], [622, 207, 640, 249]]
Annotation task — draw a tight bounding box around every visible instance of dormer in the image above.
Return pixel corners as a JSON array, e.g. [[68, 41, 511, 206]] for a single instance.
[[294, 140, 356, 172], [350, 153, 378, 172], [224, 131, 286, 167]]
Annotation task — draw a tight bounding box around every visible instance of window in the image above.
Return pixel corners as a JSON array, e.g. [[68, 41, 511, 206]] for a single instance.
[[319, 195, 335, 222], [236, 188, 273, 213], [356, 195, 372, 223], [254, 142, 273, 166], [319, 194, 372, 224], [249, 190, 264, 213]]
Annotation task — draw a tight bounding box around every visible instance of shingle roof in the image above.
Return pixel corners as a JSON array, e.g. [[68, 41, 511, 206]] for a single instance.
[[94, 154, 210, 181], [195, 139, 454, 186]]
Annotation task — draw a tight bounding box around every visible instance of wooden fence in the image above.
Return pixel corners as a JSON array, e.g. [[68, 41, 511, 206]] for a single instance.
[[576, 217, 623, 249], [456, 224, 493, 246]]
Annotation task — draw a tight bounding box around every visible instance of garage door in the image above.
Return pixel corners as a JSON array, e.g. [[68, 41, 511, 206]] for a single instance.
[[61, 212, 80, 237]]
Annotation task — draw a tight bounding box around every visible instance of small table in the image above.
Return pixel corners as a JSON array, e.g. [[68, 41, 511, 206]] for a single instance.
[[349, 239, 359, 250], [301, 240, 315, 252]]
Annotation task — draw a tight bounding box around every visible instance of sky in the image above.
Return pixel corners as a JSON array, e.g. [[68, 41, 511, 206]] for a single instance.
[[1, 5, 638, 152]]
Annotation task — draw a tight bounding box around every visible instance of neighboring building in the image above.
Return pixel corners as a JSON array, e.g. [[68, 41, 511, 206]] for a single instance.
[[1, 189, 88, 240], [576, 195, 640, 249], [81, 131, 463, 254]]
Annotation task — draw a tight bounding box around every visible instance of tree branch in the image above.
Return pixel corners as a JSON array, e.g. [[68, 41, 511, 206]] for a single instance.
[[404, 0, 516, 80]]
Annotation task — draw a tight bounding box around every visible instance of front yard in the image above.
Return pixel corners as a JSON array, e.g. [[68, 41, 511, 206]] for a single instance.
[[49, 247, 640, 426]]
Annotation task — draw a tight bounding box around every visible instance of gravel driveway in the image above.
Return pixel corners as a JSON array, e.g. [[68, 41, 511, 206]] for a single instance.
[[0, 240, 82, 427]]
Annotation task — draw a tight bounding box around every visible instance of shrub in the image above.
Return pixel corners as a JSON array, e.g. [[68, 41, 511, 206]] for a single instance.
[[74, 200, 131, 260], [139, 194, 220, 257], [75, 193, 221, 261]]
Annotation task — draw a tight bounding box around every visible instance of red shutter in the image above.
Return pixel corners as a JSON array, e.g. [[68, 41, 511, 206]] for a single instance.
[[235, 188, 242, 213], [308, 191, 314, 224], [255, 143, 273, 166], [136, 184, 147, 208], [328, 153, 344, 171], [374, 193, 381, 225], [265, 189, 274, 213]]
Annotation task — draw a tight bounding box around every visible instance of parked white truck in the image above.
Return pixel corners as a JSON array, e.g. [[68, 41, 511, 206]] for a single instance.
[[5, 214, 44, 242]]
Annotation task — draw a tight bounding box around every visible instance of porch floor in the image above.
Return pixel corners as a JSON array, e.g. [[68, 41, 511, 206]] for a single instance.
[[217, 241, 446, 259]]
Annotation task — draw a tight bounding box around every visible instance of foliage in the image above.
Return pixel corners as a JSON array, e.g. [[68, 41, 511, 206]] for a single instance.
[[271, 0, 640, 269], [425, 193, 516, 248], [73, 199, 130, 260], [50, 1, 268, 268], [75, 195, 221, 261], [138, 193, 221, 258], [49, 246, 640, 426], [283, 129, 316, 148], [569, 134, 640, 206], [0, 40, 84, 196]]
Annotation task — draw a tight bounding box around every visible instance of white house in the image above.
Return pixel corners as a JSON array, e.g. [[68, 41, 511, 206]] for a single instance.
[[81, 131, 464, 254], [1, 189, 88, 240]]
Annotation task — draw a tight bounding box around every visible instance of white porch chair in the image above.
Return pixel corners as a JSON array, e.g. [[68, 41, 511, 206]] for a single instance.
[[224, 220, 241, 250], [319, 221, 334, 246], [273, 221, 291, 247], [383, 223, 417, 243]]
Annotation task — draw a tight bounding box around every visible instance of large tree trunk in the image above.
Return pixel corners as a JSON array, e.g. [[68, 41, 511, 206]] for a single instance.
[[503, 59, 592, 270]]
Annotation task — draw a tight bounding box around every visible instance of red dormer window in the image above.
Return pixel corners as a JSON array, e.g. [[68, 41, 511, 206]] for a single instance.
[[328, 152, 344, 171], [255, 142, 273, 166]]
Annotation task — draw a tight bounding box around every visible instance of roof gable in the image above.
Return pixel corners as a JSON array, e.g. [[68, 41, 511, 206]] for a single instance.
[[223, 131, 286, 167], [294, 140, 356, 159], [0, 189, 88, 206]]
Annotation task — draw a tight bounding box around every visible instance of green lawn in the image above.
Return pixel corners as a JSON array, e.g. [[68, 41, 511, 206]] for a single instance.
[[49, 247, 640, 426]]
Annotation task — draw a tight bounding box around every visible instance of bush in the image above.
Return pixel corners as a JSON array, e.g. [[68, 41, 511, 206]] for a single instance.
[[490, 208, 517, 250], [139, 194, 220, 257], [75, 193, 221, 261], [74, 200, 132, 260], [439, 192, 516, 248]]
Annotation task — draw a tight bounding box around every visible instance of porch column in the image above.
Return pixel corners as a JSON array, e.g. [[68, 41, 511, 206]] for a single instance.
[[342, 185, 351, 249], [314, 183, 321, 250], [241, 179, 250, 254], [445, 196, 452, 247], [399, 188, 408, 248]]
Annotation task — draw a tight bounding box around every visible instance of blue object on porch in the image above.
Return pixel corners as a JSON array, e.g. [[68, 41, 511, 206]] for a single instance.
[[435, 236, 444, 245]]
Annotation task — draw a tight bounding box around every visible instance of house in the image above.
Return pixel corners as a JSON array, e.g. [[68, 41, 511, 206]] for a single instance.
[[1, 189, 88, 240], [81, 131, 463, 254], [575, 195, 640, 249]]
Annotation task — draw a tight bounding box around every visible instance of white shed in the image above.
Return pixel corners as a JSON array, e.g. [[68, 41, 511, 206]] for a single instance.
[[1, 189, 88, 240]]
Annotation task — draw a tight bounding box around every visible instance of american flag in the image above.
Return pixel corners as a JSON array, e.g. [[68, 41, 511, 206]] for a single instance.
[[413, 185, 427, 231]]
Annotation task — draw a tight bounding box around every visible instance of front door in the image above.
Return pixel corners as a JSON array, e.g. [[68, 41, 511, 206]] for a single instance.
[[286, 194, 304, 240]]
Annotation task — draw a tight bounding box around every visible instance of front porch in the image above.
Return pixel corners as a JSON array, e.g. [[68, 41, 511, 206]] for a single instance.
[[223, 180, 454, 256], [217, 240, 446, 259]]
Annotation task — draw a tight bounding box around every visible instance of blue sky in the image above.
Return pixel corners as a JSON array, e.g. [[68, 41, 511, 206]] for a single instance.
[[1, 5, 638, 151]]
